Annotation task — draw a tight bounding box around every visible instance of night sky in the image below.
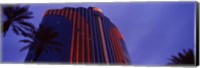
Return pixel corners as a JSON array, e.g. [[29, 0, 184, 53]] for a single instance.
[[2, 2, 196, 66]]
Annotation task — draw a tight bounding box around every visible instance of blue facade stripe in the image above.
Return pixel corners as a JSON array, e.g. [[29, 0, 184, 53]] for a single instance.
[[91, 11, 100, 63], [88, 9, 96, 63], [102, 17, 115, 64]]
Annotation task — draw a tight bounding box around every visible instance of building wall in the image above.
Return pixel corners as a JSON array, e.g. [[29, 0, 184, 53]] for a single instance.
[[25, 7, 130, 64]]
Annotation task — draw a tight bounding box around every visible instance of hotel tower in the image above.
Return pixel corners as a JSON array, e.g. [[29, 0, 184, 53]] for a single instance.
[[25, 7, 130, 64]]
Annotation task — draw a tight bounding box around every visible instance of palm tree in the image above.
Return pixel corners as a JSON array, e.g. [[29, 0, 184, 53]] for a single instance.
[[2, 5, 35, 36], [167, 49, 195, 66], [19, 24, 61, 62]]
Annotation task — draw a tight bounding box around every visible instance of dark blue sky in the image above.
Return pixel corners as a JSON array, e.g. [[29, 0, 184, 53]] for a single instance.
[[2, 2, 196, 66]]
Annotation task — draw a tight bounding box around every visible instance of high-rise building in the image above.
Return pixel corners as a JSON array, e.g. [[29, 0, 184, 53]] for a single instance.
[[25, 7, 130, 64]]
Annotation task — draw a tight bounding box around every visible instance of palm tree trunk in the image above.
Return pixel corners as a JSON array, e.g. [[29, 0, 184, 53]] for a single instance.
[[2, 19, 13, 36], [32, 44, 44, 62]]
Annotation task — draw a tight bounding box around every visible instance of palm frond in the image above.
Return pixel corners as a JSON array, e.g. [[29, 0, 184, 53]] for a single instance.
[[17, 21, 35, 30], [177, 52, 185, 62], [13, 5, 29, 17], [14, 15, 33, 21], [19, 24, 60, 61], [12, 25, 20, 35], [2, 5, 34, 36], [167, 49, 195, 65], [15, 26, 25, 34], [19, 39, 32, 43], [171, 55, 181, 64], [35, 24, 59, 42], [3, 5, 15, 18], [20, 45, 32, 52], [14, 26, 33, 38], [20, 25, 36, 33]]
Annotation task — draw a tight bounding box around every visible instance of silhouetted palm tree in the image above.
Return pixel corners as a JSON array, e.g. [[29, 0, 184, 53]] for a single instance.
[[19, 24, 61, 62], [167, 49, 195, 66], [2, 5, 35, 36]]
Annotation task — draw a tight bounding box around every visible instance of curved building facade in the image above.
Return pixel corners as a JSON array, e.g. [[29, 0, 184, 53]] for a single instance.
[[25, 7, 130, 64]]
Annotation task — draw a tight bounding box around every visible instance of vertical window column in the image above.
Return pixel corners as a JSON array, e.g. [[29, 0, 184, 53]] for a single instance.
[[70, 8, 76, 64]]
